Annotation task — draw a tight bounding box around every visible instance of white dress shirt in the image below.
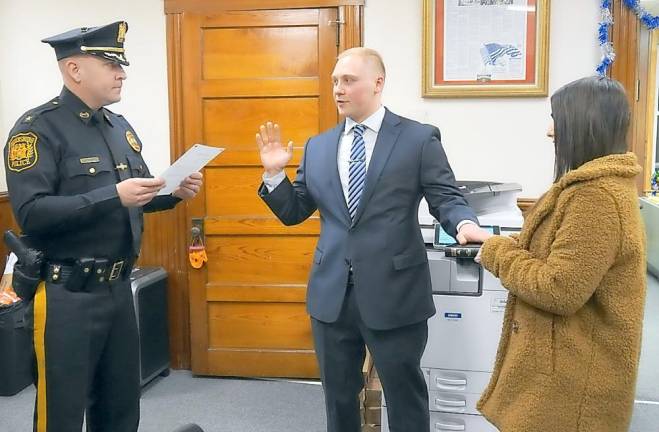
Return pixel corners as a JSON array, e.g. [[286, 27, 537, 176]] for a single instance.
[[337, 106, 385, 202], [262, 106, 385, 198]]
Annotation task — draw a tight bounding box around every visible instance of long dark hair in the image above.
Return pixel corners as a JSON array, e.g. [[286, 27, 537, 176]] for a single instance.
[[551, 76, 630, 182]]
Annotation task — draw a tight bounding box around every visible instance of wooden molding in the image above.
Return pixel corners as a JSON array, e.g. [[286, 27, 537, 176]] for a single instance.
[[610, 1, 650, 193], [339, 5, 363, 51], [137, 209, 190, 369], [165, 0, 364, 14], [136, 12, 192, 370], [516, 198, 537, 215], [610, 1, 639, 107], [0, 193, 19, 259], [167, 11, 192, 370], [632, 25, 651, 194], [645, 31, 659, 193]]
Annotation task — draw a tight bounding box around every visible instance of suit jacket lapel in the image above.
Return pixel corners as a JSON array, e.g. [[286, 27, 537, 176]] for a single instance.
[[351, 109, 401, 227], [327, 120, 351, 224]]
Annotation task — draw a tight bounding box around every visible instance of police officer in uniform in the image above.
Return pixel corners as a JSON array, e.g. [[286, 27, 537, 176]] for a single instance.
[[4, 21, 203, 432]]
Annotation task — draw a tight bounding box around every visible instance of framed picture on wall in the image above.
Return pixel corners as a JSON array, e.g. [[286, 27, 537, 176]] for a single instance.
[[423, 0, 550, 98]]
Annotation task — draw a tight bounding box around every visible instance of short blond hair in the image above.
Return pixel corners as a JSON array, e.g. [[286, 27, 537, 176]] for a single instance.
[[337, 47, 386, 78]]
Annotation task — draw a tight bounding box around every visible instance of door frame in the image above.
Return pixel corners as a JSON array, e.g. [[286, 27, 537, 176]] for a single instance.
[[610, 0, 655, 194], [644, 29, 658, 186], [163, 0, 364, 369]]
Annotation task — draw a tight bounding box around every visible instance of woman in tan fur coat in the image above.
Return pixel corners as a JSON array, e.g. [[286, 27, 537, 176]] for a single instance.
[[475, 76, 647, 432]]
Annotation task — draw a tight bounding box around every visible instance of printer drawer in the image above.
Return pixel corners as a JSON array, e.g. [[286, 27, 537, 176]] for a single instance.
[[430, 390, 481, 415], [431, 412, 498, 432], [428, 369, 491, 394]]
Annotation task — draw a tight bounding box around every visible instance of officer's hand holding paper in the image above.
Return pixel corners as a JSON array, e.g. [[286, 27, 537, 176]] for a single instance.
[[157, 144, 224, 196], [172, 172, 204, 200], [117, 177, 166, 207]]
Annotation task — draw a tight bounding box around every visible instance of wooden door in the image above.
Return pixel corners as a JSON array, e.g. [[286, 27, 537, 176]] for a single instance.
[[180, 7, 338, 377]]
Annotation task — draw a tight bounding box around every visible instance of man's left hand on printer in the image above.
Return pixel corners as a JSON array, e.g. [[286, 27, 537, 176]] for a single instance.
[[455, 223, 493, 245]]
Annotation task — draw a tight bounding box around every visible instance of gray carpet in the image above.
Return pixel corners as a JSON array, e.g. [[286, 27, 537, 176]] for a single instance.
[[0, 374, 327, 432], [1, 273, 658, 432]]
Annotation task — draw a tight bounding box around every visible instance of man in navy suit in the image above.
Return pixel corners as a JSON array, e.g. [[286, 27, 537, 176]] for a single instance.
[[256, 47, 490, 432]]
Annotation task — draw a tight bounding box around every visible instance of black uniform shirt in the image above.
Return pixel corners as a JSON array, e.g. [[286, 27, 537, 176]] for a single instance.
[[4, 86, 179, 261]]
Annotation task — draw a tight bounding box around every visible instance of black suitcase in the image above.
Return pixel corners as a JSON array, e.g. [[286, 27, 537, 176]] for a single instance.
[[0, 301, 33, 396], [130, 267, 170, 387]]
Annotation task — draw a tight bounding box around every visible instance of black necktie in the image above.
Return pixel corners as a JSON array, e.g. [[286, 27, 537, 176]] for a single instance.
[[94, 115, 142, 256]]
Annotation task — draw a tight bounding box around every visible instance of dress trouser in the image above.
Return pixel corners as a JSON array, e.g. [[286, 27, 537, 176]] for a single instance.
[[30, 278, 140, 432], [311, 276, 430, 432]]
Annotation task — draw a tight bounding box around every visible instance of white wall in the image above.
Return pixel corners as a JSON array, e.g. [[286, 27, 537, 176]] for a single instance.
[[654, 41, 659, 167], [364, 0, 601, 197], [0, 0, 601, 198], [0, 0, 170, 191]]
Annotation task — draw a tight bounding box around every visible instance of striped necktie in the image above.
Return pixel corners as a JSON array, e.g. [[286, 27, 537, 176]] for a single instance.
[[347, 124, 367, 220]]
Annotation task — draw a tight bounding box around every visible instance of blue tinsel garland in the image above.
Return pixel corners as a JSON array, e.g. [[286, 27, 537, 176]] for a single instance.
[[623, 0, 659, 29], [596, 0, 615, 76], [597, 0, 659, 76]]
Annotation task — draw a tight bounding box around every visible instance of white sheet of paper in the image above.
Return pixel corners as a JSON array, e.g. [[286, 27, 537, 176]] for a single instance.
[[157, 144, 224, 195], [4, 253, 17, 275]]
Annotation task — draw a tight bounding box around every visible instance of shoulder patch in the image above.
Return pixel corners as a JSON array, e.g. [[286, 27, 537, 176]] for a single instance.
[[7, 132, 39, 172], [126, 130, 141, 152]]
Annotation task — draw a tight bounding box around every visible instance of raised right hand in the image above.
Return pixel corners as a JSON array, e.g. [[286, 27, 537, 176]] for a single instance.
[[256, 122, 293, 176], [116, 177, 166, 207]]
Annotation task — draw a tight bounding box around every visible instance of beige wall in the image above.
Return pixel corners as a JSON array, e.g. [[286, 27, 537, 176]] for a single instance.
[[0, 0, 170, 191], [364, 0, 601, 197], [0, 0, 601, 197]]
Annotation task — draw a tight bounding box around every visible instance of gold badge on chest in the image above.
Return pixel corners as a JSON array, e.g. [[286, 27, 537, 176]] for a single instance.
[[125, 130, 141, 152], [7, 132, 39, 172]]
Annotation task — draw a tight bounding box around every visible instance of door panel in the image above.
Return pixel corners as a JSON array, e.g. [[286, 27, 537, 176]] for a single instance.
[[182, 7, 338, 377]]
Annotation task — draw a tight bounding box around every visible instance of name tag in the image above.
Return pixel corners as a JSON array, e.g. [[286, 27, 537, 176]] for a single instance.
[[80, 156, 100, 164]]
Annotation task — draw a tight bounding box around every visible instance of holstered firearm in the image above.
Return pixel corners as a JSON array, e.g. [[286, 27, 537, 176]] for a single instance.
[[3, 230, 44, 302]]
